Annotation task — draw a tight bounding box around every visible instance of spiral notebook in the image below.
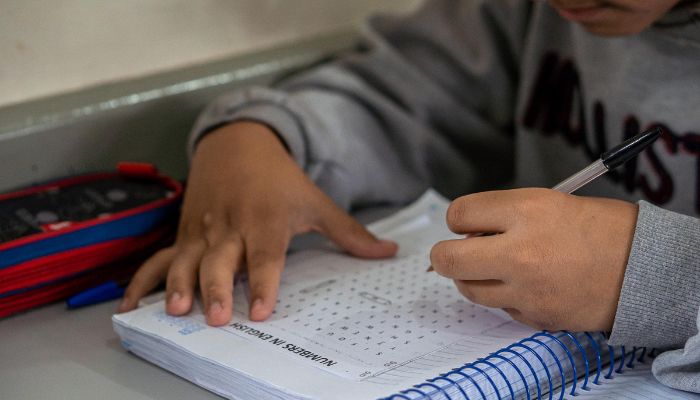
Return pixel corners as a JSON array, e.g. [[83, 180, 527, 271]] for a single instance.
[[112, 190, 697, 400]]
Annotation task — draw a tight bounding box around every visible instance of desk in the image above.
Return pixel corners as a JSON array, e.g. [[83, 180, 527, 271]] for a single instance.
[[0, 208, 394, 399], [0, 299, 221, 399]]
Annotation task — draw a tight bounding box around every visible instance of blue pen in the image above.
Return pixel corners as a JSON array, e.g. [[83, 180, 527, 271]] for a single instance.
[[66, 280, 126, 309]]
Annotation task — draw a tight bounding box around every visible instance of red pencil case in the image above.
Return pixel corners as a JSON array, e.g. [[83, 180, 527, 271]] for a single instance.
[[0, 162, 182, 317]]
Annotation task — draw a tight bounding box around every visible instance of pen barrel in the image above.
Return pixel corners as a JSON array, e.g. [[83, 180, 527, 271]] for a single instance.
[[552, 159, 608, 194]]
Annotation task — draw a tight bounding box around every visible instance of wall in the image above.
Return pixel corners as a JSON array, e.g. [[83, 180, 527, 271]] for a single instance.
[[0, 0, 419, 108]]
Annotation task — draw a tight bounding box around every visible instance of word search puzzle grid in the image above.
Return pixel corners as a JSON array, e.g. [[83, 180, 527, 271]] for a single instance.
[[225, 194, 522, 380]]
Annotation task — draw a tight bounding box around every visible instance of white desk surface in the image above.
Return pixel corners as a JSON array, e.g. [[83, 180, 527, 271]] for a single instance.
[[0, 209, 396, 399], [0, 299, 222, 400]]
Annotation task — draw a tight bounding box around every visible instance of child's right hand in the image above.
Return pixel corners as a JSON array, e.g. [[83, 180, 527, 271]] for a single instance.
[[117, 121, 398, 326]]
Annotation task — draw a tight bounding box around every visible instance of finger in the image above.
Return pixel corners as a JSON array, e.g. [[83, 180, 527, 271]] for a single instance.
[[165, 241, 206, 316], [454, 279, 512, 309], [430, 238, 511, 280], [199, 238, 244, 326], [446, 190, 525, 234], [315, 199, 398, 259], [119, 247, 176, 312], [245, 230, 289, 322]]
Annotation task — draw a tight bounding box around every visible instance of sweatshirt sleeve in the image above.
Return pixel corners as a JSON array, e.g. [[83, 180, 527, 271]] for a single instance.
[[608, 201, 700, 392], [187, 0, 532, 210], [651, 309, 700, 393]]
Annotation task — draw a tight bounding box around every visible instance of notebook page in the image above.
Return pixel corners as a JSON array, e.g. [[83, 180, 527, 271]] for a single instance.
[[225, 190, 533, 380], [553, 361, 700, 399], [114, 190, 535, 399], [394, 331, 617, 400], [114, 190, 678, 400]]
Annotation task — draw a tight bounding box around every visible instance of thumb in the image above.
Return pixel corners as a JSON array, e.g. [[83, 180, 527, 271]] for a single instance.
[[315, 199, 398, 259]]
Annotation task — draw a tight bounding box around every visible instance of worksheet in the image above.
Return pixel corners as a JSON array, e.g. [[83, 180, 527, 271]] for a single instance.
[[222, 191, 532, 380], [114, 190, 685, 400], [115, 190, 536, 400], [554, 362, 700, 400]]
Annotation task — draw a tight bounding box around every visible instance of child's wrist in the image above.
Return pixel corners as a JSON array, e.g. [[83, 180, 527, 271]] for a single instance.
[[196, 121, 289, 159]]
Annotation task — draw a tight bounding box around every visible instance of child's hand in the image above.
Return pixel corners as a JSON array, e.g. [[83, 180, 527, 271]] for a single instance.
[[118, 122, 398, 325], [430, 188, 638, 332]]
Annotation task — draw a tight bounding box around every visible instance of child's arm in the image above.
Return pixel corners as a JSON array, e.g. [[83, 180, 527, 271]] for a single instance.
[[120, 122, 397, 325], [186, 0, 532, 209], [652, 308, 700, 393], [430, 191, 700, 336], [120, 0, 533, 325], [608, 203, 700, 349], [429, 189, 700, 393]]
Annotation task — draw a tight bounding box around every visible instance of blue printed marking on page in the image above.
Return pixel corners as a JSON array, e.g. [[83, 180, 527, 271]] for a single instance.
[[154, 310, 206, 336]]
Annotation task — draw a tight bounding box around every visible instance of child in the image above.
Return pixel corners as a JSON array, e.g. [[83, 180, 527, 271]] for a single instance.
[[119, 0, 700, 392]]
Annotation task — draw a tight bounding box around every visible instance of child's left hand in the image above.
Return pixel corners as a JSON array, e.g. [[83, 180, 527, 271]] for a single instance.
[[430, 188, 638, 332]]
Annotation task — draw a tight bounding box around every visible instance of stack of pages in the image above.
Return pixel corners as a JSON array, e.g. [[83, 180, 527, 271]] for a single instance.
[[113, 191, 695, 400]]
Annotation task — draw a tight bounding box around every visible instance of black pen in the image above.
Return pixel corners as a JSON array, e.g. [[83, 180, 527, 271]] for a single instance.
[[552, 126, 662, 193], [426, 126, 662, 272]]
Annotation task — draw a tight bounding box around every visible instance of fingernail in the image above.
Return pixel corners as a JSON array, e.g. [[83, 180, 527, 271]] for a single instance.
[[169, 291, 182, 303], [251, 298, 264, 313], [209, 301, 223, 316], [118, 297, 130, 312], [250, 298, 267, 320]]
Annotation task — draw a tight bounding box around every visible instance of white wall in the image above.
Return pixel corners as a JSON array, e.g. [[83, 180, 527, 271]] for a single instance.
[[0, 0, 418, 108]]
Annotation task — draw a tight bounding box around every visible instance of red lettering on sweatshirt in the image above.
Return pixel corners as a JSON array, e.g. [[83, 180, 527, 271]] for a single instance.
[[523, 52, 699, 213]]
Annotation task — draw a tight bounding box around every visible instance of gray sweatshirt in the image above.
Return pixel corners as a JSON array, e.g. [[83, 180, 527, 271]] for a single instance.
[[188, 0, 700, 393]]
